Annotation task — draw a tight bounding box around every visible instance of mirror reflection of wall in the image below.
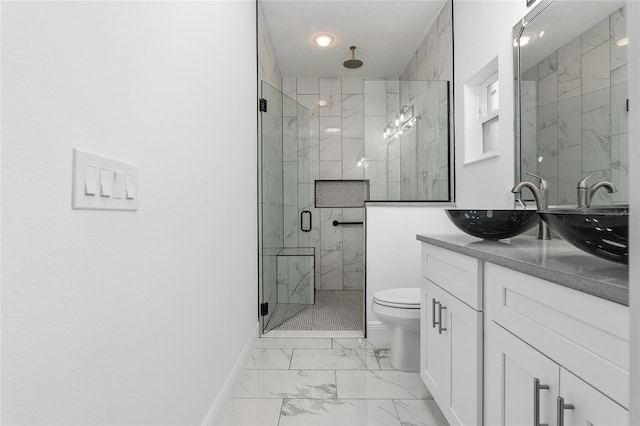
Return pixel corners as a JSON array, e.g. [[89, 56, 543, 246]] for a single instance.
[[518, 2, 628, 206]]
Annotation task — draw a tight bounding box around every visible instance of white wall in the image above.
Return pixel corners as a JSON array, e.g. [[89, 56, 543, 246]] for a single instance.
[[454, 0, 528, 208], [366, 205, 458, 339], [627, 1, 639, 422], [258, 1, 282, 92], [1, 2, 257, 424]]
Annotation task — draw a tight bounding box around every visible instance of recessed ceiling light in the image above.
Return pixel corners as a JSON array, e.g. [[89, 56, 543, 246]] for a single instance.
[[539, 30, 545, 38], [318, 100, 327, 106], [313, 34, 334, 47], [325, 127, 341, 133], [616, 37, 629, 47]]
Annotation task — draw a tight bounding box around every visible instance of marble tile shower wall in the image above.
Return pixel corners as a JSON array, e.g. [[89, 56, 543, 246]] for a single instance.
[[521, 5, 628, 206], [399, 0, 453, 200], [282, 77, 366, 292], [364, 79, 449, 200]]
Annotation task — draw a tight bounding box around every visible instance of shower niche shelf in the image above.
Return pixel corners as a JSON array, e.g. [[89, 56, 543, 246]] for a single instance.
[[314, 179, 370, 208]]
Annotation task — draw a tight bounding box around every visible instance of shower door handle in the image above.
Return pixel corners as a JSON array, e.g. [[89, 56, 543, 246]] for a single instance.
[[300, 210, 312, 232]]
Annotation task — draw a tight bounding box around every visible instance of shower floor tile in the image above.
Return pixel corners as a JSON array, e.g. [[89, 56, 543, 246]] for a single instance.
[[267, 290, 363, 332]]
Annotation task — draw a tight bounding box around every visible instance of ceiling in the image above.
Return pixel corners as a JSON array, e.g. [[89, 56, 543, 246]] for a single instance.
[[261, 0, 447, 78]]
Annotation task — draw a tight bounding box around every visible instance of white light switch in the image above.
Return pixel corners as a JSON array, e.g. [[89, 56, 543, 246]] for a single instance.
[[113, 172, 125, 200], [84, 165, 98, 195], [125, 174, 136, 199], [100, 169, 112, 197], [72, 148, 139, 211]]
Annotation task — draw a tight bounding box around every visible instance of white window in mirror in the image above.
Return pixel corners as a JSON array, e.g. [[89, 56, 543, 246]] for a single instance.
[[479, 73, 499, 153], [463, 57, 499, 165]]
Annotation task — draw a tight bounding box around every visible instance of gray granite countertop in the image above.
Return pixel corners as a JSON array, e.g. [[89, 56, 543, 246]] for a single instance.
[[416, 233, 629, 306]]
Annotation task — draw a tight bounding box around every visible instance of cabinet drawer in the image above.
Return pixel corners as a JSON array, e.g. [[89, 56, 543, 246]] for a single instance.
[[485, 262, 629, 408], [421, 243, 482, 310]]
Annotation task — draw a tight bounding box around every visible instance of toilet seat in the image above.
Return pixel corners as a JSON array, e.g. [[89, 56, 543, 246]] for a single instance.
[[373, 288, 420, 309]]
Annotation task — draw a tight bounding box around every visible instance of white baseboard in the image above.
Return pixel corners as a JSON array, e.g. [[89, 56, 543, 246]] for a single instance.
[[201, 321, 259, 426], [366, 321, 391, 349]]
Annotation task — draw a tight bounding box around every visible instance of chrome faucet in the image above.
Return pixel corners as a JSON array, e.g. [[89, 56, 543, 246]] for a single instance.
[[511, 173, 551, 240], [576, 175, 617, 208]]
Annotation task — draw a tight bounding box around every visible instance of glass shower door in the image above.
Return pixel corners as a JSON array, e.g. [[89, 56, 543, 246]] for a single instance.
[[260, 81, 313, 334]]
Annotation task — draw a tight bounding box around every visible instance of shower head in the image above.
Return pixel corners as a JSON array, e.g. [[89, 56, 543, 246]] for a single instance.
[[343, 46, 363, 69]]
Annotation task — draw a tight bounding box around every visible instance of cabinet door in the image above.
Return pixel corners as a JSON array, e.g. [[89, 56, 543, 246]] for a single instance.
[[559, 368, 628, 426], [485, 321, 559, 426], [440, 290, 483, 426], [485, 262, 629, 408], [420, 278, 445, 403]]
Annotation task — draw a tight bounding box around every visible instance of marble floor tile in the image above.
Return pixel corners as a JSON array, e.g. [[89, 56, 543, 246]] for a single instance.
[[393, 399, 449, 426], [375, 349, 394, 370], [255, 337, 332, 349], [245, 348, 293, 370], [216, 337, 448, 426], [290, 348, 380, 370], [364, 333, 391, 351], [213, 398, 282, 426], [233, 369, 337, 399], [332, 338, 375, 350], [336, 370, 431, 399], [279, 398, 401, 426]]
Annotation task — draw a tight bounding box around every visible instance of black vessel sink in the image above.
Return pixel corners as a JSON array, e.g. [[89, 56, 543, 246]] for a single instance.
[[538, 207, 629, 264], [445, 209, 541, 240]]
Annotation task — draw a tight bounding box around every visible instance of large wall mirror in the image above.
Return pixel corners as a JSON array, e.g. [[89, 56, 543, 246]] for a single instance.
[[514, 0, 629, 207]]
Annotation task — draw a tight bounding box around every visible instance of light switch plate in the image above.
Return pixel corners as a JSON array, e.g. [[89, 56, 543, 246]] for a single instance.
[[72, 148, 139, 211]]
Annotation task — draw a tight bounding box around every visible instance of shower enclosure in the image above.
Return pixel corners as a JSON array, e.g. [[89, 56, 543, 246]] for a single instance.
[[258, 78, 452, 335], [260, 81, 315, 333]]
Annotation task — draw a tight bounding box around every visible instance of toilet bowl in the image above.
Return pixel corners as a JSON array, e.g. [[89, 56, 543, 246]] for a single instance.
[[371, 288, 421, 372]]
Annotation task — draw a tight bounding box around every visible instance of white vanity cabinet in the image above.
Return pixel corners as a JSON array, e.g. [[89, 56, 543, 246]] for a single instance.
[[484, 262, 629, 426], [418, 237, 630, 426], [420, 244, 483, 426], [486, 322, 628, 426]]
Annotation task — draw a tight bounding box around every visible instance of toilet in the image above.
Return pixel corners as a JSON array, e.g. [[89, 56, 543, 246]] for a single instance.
[[371, 287, 421, 372]]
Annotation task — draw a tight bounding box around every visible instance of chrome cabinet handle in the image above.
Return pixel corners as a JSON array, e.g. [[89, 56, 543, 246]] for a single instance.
[[533, 378, 549, 426], [432, 298, 438, 328], [438, 304, 447, 334], [557, 396, 575, 426]]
